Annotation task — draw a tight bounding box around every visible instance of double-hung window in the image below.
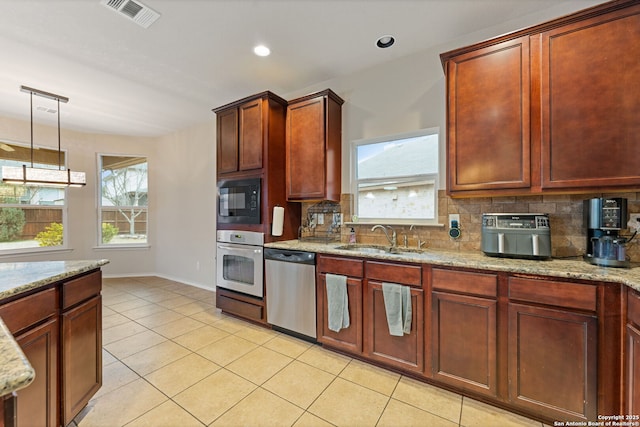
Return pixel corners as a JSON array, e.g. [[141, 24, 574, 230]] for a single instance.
[[98, 155, 148, 246], [351, 128, 439, 224], [0, 141, 67, 253]]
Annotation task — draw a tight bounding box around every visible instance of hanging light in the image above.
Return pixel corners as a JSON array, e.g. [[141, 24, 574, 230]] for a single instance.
[[1, 85, 86, 187]]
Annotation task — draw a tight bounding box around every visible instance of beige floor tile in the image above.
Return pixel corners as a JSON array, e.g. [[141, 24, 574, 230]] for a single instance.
[[173, 369, 256, 425], [339, 359, 400, 396], [392, 376, 462, 424], [155, 294, 195, 309], [102, 292, 139, 307], [119, 303, 167, 320], [171, 300, 212, 316], [234, 324, 280, 344], [102, 312, 131, 329], [144, 353, 220, 397], [151, 316, 206, 339], [121, 340, 191, 376], [263, 334, 314, 358], [77, 378, 166, 427], [460, 397, 542, 427], [196, 334, 258, 366], [135, 309, 185, 328], [93, 360, 139, 399], [104, 329, 167, 360], [172, 324, 230, 351], [211, 316, 252, 333], [102, 349, 117, 367], [292, 412, 334, 427], [102, 321, 149, 345], [108, 297, 153, 313], [125, 400, 203, 427], [263, 360, 335, 409], [226, 346, 293, 385], [139, 289, 181, 303], [188, 308, 226, 325], [297, 345, 352, 375], [210, 388, 304, 427], [378, 398, 459, 427], [101, 306, 116, 317], [308, 377, 389, 427]]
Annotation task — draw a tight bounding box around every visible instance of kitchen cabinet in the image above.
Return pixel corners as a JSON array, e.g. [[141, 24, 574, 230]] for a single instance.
[[0, 269, 102, 427], [213, 91, 287, 177], [316, 255, 363, 355], [286, 89, 343, 202], [441, 0, 640, 197], [431, 268, 498, 397], [444, 36, 530, 194], [627, 288, 640, 415], [364, 261, 424, 373], [507, 276, 598, 422]]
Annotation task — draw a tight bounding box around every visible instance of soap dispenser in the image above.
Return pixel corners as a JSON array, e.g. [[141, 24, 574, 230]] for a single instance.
[[349, 227, 356, 244]]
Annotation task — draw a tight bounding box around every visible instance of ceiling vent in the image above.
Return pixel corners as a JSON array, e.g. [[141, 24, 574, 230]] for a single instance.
[[100, 0, 160, 29]]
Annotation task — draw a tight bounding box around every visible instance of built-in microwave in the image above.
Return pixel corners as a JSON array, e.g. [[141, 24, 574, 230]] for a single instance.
[[217, 177, 261, 224]]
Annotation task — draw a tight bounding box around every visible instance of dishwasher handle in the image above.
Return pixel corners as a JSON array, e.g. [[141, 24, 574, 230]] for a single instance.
[[264, 248, 316, 265]]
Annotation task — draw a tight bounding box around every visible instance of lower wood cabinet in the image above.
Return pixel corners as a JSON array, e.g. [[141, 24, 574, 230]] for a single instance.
[[364, 260, 424, 373], [627, 288, 640, 415]]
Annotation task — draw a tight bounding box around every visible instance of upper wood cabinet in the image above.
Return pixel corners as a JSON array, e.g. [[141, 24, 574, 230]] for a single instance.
[[286, 89, 344, 202], [214, 91, 287, 177], [441, 0, 640, 197], [445, 36, 530, 193]]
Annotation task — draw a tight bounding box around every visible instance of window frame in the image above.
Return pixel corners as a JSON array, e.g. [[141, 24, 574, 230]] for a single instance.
[[97, 153, 149, 249], [350, 127, 440, 226], [0, 140, 70, 256]]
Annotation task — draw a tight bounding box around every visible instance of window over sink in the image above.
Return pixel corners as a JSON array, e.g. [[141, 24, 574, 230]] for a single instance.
[[351, 128, 439, 224]]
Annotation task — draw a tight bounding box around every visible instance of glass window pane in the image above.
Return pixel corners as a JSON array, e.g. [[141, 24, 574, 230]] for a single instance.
[[99, 155, 148, 245]]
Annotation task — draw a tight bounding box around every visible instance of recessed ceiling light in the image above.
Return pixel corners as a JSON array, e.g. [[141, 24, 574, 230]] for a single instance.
[[253, 45, 271, 57], [376, 35, 395, 49]]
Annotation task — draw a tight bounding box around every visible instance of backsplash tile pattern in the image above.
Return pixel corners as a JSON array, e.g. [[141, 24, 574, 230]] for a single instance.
[[302, 191, 640, 262]]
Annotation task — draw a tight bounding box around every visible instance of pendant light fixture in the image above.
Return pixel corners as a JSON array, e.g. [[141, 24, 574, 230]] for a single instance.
[[1, 85, 86, 187]]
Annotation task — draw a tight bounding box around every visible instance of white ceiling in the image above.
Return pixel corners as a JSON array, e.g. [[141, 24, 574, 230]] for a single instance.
[[0, 0, 606, 138]]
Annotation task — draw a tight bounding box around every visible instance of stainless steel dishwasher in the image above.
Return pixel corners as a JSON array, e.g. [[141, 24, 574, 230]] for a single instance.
[[264, 248, 316, 340]]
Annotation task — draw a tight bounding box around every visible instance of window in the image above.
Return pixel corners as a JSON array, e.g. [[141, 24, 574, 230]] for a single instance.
[[351, 128, 439, 224], [0, 141, 67, 253], [98, 155, 148, 246]]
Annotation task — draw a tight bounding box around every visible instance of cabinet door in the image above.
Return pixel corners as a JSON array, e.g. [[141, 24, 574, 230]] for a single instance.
[[508, 302, 597, 421], [540, 5, 640, 189], [628, 323, 640, 416], [216, 108, 239, 174], [61, 295, 102, 425], [316, 273, 362, 355], [446, 36, 530, 193], [239, 98, 263, 171], [431, 291, 497, 397], [15, 318, 58, 427], [365, 281, 424, 373], [286, 96, 326, 200]]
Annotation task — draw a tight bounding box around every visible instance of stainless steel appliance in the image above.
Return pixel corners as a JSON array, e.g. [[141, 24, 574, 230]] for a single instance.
[[584, 197, 629, 268], [481, 213, 551, 259], [217, 177, 261, 224], [216, 230, 264, 298], [264, 248, 317, 340]]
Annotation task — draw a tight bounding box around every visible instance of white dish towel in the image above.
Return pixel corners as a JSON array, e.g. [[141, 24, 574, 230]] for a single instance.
[[382, 282, 412, 336], [326, 274, 350, 332]]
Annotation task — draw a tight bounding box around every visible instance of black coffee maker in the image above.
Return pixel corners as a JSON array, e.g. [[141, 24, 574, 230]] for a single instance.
[[584, 197, 629, 268]]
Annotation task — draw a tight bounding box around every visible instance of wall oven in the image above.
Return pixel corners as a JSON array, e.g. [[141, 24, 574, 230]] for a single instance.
[[217, 177, 261, 224], [216, 230, 264, 298]]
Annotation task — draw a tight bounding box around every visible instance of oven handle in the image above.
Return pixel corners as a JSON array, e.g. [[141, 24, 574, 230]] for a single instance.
[[217, 244, 263, 255]]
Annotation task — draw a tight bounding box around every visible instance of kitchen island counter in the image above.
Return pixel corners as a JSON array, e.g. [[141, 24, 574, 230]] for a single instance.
[[265, 240, 640, 291]]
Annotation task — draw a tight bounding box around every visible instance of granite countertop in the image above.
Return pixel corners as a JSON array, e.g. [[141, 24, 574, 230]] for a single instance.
[[265, 240, 640, 292], [0, 259, 109, 397]]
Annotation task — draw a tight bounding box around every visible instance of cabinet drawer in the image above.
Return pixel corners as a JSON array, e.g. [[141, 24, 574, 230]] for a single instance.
[[432, 268, 497, 297], [62, 270, 102, 310], [0, 287, 57, 335], [366, 261, 421, 287], [629, 288, 640, 328], [317, 256, 364, 278], [509, 276, 597, 312]]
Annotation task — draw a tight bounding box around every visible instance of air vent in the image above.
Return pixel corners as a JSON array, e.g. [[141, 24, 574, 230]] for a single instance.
[[100, 0, 160, 29]]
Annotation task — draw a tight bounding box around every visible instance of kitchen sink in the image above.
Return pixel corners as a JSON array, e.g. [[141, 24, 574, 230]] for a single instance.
[[335, 245, 425, 256]]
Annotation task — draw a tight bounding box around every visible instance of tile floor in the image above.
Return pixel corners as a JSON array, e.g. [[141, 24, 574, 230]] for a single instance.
[[72, 276, 548, 427]]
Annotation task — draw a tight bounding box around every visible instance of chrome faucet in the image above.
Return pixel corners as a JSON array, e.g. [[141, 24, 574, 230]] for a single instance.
[[371, 225, 397, 249], [410, 224, 426, 249]]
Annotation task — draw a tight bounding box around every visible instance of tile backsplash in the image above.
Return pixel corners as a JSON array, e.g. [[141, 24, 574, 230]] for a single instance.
[[302, 191, 640, 262]]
